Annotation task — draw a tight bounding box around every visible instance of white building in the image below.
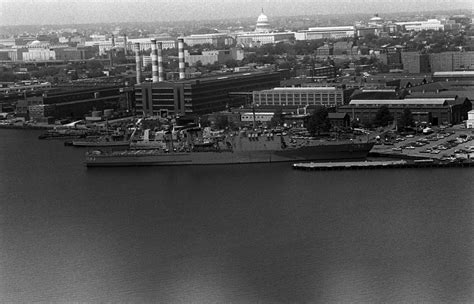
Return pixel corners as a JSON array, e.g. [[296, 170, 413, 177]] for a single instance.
[[22, 48, 56, 61], [255, 10, 271, 33], [184, 49, 244, 66], [395, 19, 444, 32], [236, 32, 294, 47], [85, 38, 176, 55], [466, 110, 474, 129], [253, 87, 344, 107], [240, 112, 274, 123], [179, 33, 232, 47], [295, 26, 355, 41]]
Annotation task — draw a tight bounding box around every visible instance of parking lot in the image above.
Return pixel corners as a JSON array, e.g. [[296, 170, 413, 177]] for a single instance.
[[372, 127, 474, 161]]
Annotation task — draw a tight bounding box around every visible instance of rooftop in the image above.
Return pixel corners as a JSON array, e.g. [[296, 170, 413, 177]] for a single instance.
[[349, 98, 454, 106]]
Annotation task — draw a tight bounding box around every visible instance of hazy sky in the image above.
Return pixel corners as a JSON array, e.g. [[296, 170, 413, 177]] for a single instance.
[[0, 0, 472, 26]]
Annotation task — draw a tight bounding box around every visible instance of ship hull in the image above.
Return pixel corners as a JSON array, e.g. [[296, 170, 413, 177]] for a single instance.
[[85, 142, 374, 167]]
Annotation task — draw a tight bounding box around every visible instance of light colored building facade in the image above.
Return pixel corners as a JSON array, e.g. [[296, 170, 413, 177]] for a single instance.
[[395, 19, 444, 32], [236, 32, 294, 47], [295, 26, 354, 41], [22, 48, 56, 61], [185, 48, 244, 66], [179, 34, 232, 48], [466, 110, 474, 128], [253, 87, 344, 107]]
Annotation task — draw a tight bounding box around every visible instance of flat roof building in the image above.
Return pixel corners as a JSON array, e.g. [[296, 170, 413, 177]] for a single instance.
[[338, 98, 471, 125], [252, 87, 344, 108], [295, 26, 355, 41], [135, 71, 282, 117]]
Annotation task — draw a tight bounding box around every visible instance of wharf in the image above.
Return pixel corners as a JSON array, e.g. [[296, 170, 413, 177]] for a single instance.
[[293, 159, 474, 171]]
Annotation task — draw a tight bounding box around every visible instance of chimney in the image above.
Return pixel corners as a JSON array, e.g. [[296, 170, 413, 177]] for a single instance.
[[151, 39, 159, 83], [111, 34, 115, 47], [134, 43, 141, 84], [123, 34, 127, 53], [178, 38, 185, 80], [157, 41, 164, 82]]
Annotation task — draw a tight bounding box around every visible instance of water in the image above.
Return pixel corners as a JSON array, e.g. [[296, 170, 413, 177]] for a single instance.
[[0, 129, 473, 303]]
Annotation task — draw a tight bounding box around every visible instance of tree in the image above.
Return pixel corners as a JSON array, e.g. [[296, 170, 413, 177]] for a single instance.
[[307, 107, 331, 136], [270, 108, 284, 127], [215, 115, 230, 130], [373, 105, 393, 127], [398, 108, 414, 129], [224, 59, 239, 69]]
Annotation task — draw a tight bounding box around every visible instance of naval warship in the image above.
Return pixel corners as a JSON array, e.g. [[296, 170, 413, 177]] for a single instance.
[[85, 130, 375, 167]]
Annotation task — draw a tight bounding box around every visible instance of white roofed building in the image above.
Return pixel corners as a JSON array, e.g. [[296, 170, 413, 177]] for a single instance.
[[253, 87, 345, 108]]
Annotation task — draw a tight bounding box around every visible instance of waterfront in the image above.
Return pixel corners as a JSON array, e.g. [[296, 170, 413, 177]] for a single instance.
[[0, 129, 473, 302]]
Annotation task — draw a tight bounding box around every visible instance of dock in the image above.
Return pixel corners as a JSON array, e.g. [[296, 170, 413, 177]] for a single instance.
[[293, 159, 474, 171]]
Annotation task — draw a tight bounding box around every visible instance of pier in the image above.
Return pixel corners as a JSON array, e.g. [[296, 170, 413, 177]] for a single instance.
[[293, 159, 474, 171]]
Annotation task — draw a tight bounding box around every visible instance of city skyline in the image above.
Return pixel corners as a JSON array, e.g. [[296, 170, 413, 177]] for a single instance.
[[0, 0, 472, 26]]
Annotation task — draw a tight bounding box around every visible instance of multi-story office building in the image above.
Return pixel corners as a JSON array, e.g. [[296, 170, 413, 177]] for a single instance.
[[401, 52, 431, 74], [135, 71, 281, 117], [430, 51, 474, 71], [184, 48, 244, 66], [252, 87, 344, 108], [179, 34, 232, 48]]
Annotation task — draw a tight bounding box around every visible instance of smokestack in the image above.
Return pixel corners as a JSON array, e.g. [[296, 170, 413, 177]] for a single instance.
[[151, 39, 159, 83], [111, 34, 115, 47], [157, 41, 164, 82], [123, 34, 127, 53], [134, 43, 141, 84], [178, 38, 185, 80]]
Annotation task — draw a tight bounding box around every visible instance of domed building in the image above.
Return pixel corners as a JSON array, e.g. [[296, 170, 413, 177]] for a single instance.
[[255, 9, 271, 33], [368, 14, 385, 27]]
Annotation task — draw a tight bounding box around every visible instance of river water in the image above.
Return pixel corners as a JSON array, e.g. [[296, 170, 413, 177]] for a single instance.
[[0, 129, 473, 303]]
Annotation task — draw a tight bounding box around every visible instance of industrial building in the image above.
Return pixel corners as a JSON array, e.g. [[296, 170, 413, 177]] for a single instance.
[[135, 71, 282, 117], [18, 85, 133, 121], [432, 71, 474, 82], [338, 98, 471, 126], [133, 38, 282, 117], [252, 87, 345, 108]]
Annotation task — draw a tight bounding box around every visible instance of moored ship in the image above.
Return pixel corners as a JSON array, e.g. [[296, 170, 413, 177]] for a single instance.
[[85, 131, 375, 167]]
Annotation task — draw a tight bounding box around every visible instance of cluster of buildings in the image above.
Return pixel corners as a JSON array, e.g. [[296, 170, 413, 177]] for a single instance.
[[1, 10, 473, 129]]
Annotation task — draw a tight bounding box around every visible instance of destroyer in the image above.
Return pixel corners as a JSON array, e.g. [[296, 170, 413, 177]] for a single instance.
[[85, 131, 374, 167]]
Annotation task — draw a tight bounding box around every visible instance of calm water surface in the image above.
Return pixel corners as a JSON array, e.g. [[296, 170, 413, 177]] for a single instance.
[[0, 129, 473, 303]]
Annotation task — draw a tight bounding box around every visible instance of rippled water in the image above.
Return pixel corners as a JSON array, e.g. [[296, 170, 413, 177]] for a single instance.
[[0, 129, 473, 302]]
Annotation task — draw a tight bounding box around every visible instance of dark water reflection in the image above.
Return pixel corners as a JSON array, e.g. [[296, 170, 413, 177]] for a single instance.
[[0, 129, 473, 302]]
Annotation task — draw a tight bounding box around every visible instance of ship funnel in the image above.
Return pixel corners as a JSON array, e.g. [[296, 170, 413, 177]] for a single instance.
[[134, 43, 141, 84], [178, 38, 185, 80], [151, 39, 159, 83]]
